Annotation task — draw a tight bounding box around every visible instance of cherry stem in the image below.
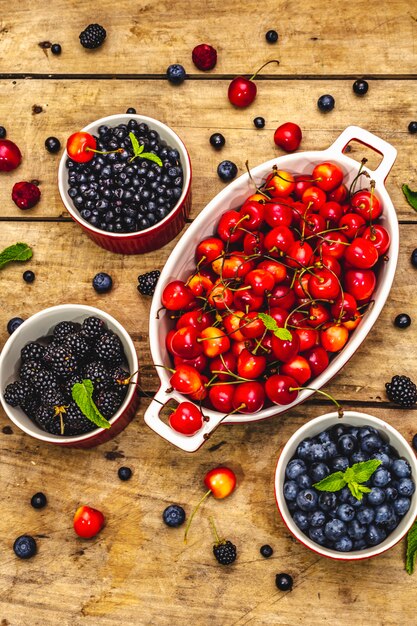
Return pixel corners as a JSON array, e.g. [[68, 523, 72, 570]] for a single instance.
[[289, 386, 343, 417], [249, 59, 280, 81], [184, 489, 212, 543], [245, 160, 270, 198], [209, 516, 222, 544], [85, 147, 123, 156]]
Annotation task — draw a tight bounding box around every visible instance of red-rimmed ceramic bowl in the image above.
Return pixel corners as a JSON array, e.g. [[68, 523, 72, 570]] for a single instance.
[[275, 410, 417, 560], [0, 304, 139, 448], [58, 114, 192, 254]]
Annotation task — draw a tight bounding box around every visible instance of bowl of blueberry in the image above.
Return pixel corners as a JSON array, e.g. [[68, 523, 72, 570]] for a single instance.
[[0, 304, 139, 447], [58, 114, 192, 254], [275, 411, 417, 560]]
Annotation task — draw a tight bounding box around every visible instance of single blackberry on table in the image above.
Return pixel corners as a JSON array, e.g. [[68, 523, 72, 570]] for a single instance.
[[79, 24, 106, 49], [21, 342, 45, 362], [44, 345, 78, 379], [94, 332, 123, 365], [137, 270, 160, 296], [4, 381, 33, 407], [385, 375, 417, 408], [213, 540, 237, 565], [95, 390, 123, 418], [19, 359, 44, 383], [64, 332, 91, 360], [81, 316, 106, 340], [83, 361, 111, 391], [64, 402, 95, 435], [53, 320, 80, 344]]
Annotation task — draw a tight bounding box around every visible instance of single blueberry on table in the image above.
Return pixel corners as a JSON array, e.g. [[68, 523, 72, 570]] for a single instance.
[[317, 94, 335, 112], [293, 510, 309, 531], [394, 497, 411, 516], [310, 462, 330, 483], [336, 503, 355, 522], [324, 519, 346, 542], [92, 272, 113, 294], [260, 544, 273, 558], [217, 160, 238, 182], [296, 489, 318, 512], [367, 487, 386, 506], [334, 535, 353, 552], [13, 535, 37, 559], [209, 133, 226, 150], [283, 481, 299, 501], [163, 505, 186, 527], [286, 458, 307, 480], [7, 317, 24, 334], [166, 64, 186, 85], [391, 459, 411, 478]]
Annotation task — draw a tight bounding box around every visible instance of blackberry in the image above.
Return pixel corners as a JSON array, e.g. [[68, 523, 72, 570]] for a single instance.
[[39, 387, 66, 408], [110, 366, 131, 389], [79, 24, 106, 49], [19, 360, 44, 383], [61, 373, 84, 401], [21, 396, 40, 419], [213, 540, 237, 565], [137, 270, 160, 296], [81, 316, 106, 340], [53, 320, 80, 344], [35, 405, 62, 434], [64, 333, 91, 360], [385, 375, 417, 408], [44, 345, 78, 379], [94, 332, 123, 365], [95, 390, 122, 418], [83, 361, 111, 391], [64, 402, 95, 435], [4, 381, 33, 407], [13, 535, 37, 559], [31, 369, 60, 393], [21, 342, 45, 362]]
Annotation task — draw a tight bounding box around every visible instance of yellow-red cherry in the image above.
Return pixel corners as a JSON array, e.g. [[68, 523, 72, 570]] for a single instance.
[[66, 132, 97, 163], [204, 467, 237, 499]]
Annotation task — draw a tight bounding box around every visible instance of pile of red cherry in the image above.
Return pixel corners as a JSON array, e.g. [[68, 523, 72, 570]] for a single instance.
[[160, 161, 390, 435]]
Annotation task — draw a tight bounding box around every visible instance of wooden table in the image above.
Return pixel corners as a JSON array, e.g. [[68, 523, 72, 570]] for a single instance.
[[0, 2, 416, 624]]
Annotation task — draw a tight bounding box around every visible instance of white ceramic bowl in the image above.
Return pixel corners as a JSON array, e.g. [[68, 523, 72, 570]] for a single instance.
[[0, 304, 139, 447], [58, 114, 192, 254], [144, 126, 399, 452], [275, 410, 417, 560]]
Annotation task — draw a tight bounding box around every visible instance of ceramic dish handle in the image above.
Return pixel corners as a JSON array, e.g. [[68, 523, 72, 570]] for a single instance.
[[328, 125, 397, 184], [143, 389, 226, 453]]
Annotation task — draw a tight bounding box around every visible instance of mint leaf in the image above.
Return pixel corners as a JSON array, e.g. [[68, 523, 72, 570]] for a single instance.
[[129, 131, 144, 156], [406, 521, 417, 574], [350, 459, 381, 483], [258, 312, 292, 341], [313, 472, 346, 492], [347, 481, 366, 501], [402, 184, 417, 212], [140, 152, 163, 167], [71, 379, 111, 430], [0, 242, 32, 269]]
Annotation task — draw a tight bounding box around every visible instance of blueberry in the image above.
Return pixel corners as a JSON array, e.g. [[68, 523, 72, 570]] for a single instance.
[[371, 451, 391, 468], [23, 270, 35, 283], [329, 456, 349, 472], [351, 451, 369, 464], [163, 504, 186, 527], [209, 133, 225, 150], [265, 30, 279, 44], [308, 510, 326, 528], [379, 443, 399, 459], [306, 442, 327, 463], [287, 500, 298, 512], [367, 488, 386, 506], [118, 466, 132, 481], [375, 504, 394, 524], [260, 544, 273, 558], [330, 424, 346, 440], [397, 478, 415, 497], [372, 468, 391, 487], [166, 64, 186, 85], [283, 481, 299, 501], [217, 160, 238, 182], [286, 458, 307, 480], [366, 524, 387, 546], [317, 431, 332, 445], [334, 535, 353, 552], [92, 272, 113, 294], [13, 535, 37, 559], [323, 441, 338, 458], [45, 136, 61, 153], [394, 313, 411, 329], [385, 486, 398, 502], [317, 94, 335, 112], [391, 459, 411, 478], [385, 513, 399, 532], [336, 503, 355, 522], [324, 519, 346, 541], [7, 317, 24, 335], [0, 126, 6, 138], [309, 527, 328, 545], [296, 489, 318, 512], [51, 43, 62, 55], [352, 79, 369, 95], [339, 487, 351, 503], [357, 507, 375, 525], [347, 519, 367, 541], [126, 107, 137, 114], [353, 539, 368, 550], [293, 510, 309, 531], [347, 427, 360, 438], [296, 438, 312, 459], [408, 121, 417, 134], [30, 492, 47, 509], [310, 462, 330, 483], [394, 497, 411, 516], [338, 434, 357, 455], [253, 116, 265, 129], [360, 433, 382, 453], [318, 492, 337, 512], [275, 573, 293, 591], [358, 426, 378, 440], [296, 473, 312, 489]]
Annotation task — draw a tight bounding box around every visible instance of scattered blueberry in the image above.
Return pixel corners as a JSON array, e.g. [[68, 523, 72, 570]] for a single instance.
[[408, 121, 417, 134], [260, 544, 273, 558], [217, 160, 238, 182], [394, 313, 411, 329], [13, 535, 37, 559], [275, 573, 293, 591], [413, 434, 417, 451], [352, 79, 369, 95], [31, 492, 47, 509], [92, 272, 113, 294], [126, 107, 136, 114], [0, 126, 6, 138], [265, 30, 279, 44], [411, 248, 417, 268], [45, 137, 61, 154], [118, 466, 132, 481], [166, 64, 186, 85], [23, 270, 35, 283], [51, 43, 62, 55], [253, 116, 265, 129], [7, 317, 24, 335], [317, 94, 335, 112], [163, 504, 186, 527], [209, 133, 225, 149]]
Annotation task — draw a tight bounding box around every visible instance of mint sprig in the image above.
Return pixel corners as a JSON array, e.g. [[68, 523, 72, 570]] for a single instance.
[[0, 242, 32, 269], [402, 184, 417, 212], [258, 312, 292, 341], [406, 520, 417, 574], [313, 459, 381, 501], [71, 379, 111, 430], [129, 131, 163, 167]]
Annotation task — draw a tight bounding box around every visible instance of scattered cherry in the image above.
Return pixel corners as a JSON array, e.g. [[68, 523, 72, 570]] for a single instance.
[[169, 402, 204, 435], [0, 139, 22, 171], [73, 505, 105, 538], [274, 122, 302, 152], [12, 181, 41, 210], [228, 60, 279, 108], [192, 44, 217, 71]]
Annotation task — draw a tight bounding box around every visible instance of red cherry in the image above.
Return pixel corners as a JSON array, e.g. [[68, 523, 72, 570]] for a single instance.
[[208, 384, 235, 413], [321, 324, 349, 352], [170, 364, 204, 395], [293, 273, 311, 298], [264, 202, 293, 228], [233, 287, 264, 311], [169, 402, 204, 435], [313, 162, 344, 192], [304, 346, 329, 377], [319, 232, 348, 258], [339, 212, 366, 239], [162, 280, 196, 310], [232, 381, 265, 412], [281, 355, 312, 385], [302, 186, 327, 211], [351, 190, 382, 220], [308, 303, 331, 328], [204, 467, 237, 498], [177, 310, 214, 332], [271, 332, 300, 362], [228, 60, 279, 108], [330, 293, 357, 322], [362, 225, 390, 256], [296, 327, 319, 351], [268, 284, 296, 310], [66, 132, 97, 163], [199, 327, 230, 357], [196, 237, 224, 264], [294, 176, 313, 200], [237, 348, 266, 379], [314, 255, 342, 278], [264, 226, 295, 256], [243, 231, 265, 256], [245, 268, 275, 295], [264, 169, 295, 197], [208, 283, 234, 310], [265, 374, 298, 405], [209, 351, 237, 381], [274, 122, 302, 152], [344, 269, 376, 301], [0, 139, 22, 171], [258, 259, 287, 284], [171, 325, 203, 359], [344, 237, 378, 269], [303, 213, 326, 237], [223, 311, 246, 342], [73, 505, 105, 539], [239, 311, 266, 339], [319, 201, 343, 225], [308, 267, 341, 300], [217, 210, 245, 242], [240, 201, 265, 230], [186, 272, 214, 296], [328, 183, 348, 203], [286, 240, 314, 269], [173, 353, 208, 374], [165, 329, 176, 355]]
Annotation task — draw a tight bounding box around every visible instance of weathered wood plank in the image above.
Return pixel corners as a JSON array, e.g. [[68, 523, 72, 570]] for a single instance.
[[0, 0, 416, 75], [0, 79, 416, 222]]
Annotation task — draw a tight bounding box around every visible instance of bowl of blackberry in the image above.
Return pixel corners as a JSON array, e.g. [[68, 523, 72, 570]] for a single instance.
[[275, 411, 417, 560], [58, 113, 192, 254], [0, 304, 139, 447]]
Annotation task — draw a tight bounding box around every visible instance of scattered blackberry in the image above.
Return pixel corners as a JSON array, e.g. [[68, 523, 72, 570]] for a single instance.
[[213, 540, 237, 565], [7, 317, 24, 334], [53, 320, 80, 344], [64, 402, 95, 435], [31, 492, 47, 509], [13, 535, 37, 559], [83, 361, 111, 391], [94, 332, 123, 365], [64, 333, 90, 360], [276, 573, 293, 591], [79, 24, 106, 49], [4, 381, 32, 407], [137, 270, 160, 296], [95, 390, 123, 418], [44, 345, 78, 379], [81, 316, 106, 340], [385, 375, 417, 408], [118, 466, 133, 481], [21, 342, 45, 362], [19, 359, 44, 383], [163, 504, 185, 527]]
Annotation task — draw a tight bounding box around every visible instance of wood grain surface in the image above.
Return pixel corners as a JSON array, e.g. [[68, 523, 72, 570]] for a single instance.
[[0, 1, 416, 625]]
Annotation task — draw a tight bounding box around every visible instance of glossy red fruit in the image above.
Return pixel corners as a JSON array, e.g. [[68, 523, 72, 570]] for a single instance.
[[200, 327, 230, 357], [73, 505, 105, 539], [66, 132, 97, 163], [223, 311, 246, 342], [319, 201, 343, 225], [0, 139, 22, 171], [294, 176, 313, 200], [304, 346, 329, 377], [308, 267, 341, 300], [264, 226, 295, 256], [344, 237, 378, 269], [170, 364, 204, 395], [330, 293, 357, 322], [271, 332, 300, 362], [351, 190, 382, 220], [286, 240, 314, 268], [328, 183, 348, 203], [237, 348, 266, 379], [12, 182, 41, 210], [209, 352, 237, 381], [245, 268, 275, 295], [321, 324, 349, 352], [269, 284, 296, 310], [208, 384, 235, 413], [302, 186, 327, 211], [319, 232, 348, 258], [192, 43, 217, 71], [232, 381, 265, 412], [274, 122, 302, 152], [314, 255, 342, 278], [228, 75, 257, 107], [258, 259, 287, 284], [281, 355, 312, 385], [344, 269, 376, 301], [208, 283, 234, 310], [296, 327, 319, 351], [243, 231, 265, 255], [239, 311, 266, 339], [303, 213, 326, 237], [313, 162, 344, 192], [217, 210, 245, 242], [339, 212, 366, 239], [265, 169, 295, 197], [174, 353, 208, 374], [265, 374, 298, 405], [177, 310, 214, 332], [171, 326, 203, 359], [240, 201, 265, 230], [233, 287, 264, 311], [204, 467, 237, 498], [169, 402, 204, 435], [308, 303, 330, 328], [195, 237, 224, 264], [264, 202, 293, 228], [362, 225, 390, 255], [162, 280, 196, 311]]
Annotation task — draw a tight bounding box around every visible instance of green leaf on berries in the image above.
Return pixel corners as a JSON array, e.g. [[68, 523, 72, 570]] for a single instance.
[[313, 459, 381, 499], [0, 242, 32, 269], [402, 184, 417, 212], [129, 131, 144, 156], [313, 471, 346, 492], [350, 459, 381, 483], [257, 313, 292, 341], [406, 520, 417, 574], [71, 379, 111, 430], [129, 132, 162, 166]]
